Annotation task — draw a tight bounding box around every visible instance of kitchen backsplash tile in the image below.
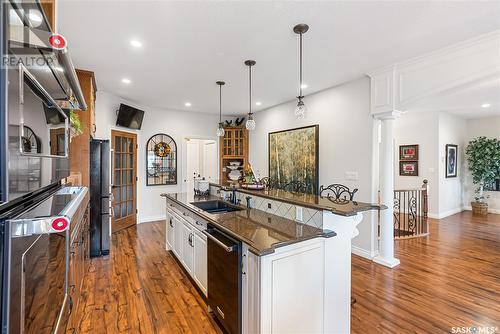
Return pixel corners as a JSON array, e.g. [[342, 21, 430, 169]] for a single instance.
[[210, 185, 323, 228]]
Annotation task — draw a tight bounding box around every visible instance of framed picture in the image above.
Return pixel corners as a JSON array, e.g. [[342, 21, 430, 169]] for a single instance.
[[399, 161, 418, 176], [399, 144, 419, 161], [268, 125, 319, 194], [445, 144, 458, 178]]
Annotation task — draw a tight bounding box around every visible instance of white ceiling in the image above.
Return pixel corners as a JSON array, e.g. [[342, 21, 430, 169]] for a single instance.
[[58, 1, 500, 115], [408, 78, 500, 119]]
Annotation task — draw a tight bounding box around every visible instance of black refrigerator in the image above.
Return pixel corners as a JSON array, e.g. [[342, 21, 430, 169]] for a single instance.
[[89, 139, 111, 256]]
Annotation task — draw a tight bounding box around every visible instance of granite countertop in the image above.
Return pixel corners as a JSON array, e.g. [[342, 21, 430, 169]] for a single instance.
[[161, 192, 335, 256], [210, 181, 386, 217]]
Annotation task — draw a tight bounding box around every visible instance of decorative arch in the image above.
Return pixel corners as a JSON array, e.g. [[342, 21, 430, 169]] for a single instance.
[[146, 133, 177, 185]]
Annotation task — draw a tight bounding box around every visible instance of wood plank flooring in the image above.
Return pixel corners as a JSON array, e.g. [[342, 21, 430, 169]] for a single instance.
[[72, 223, 220, 334], [74, 211, 500, 333], [352, 211, 500, 334]]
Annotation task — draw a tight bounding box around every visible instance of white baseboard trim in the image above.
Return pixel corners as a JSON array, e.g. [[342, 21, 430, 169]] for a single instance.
[[437, 208, 464, 219], [428, 212, 440, 219], [462, 206, 500, 215], [138, 215, 165, 224], [351, 245, 377, 260]]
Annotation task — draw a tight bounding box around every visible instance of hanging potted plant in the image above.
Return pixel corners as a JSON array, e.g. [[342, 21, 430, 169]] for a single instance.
[[465, 136, 500, 215], [69, 111, 83, 140]]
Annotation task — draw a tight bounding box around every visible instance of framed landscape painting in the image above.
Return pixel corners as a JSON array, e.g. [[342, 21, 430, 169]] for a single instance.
[[268, 125, 319, 194], [445, 144, 458, 178]]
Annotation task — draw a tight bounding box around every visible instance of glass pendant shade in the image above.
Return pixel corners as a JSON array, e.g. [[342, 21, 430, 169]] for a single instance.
[[216, 122, 225, 137], [244, 60, 257, 131], [216, 81, 226, 137], [246, 114, 256, 130], [295, 99, 306, 120], [293, 24, 309, 120]]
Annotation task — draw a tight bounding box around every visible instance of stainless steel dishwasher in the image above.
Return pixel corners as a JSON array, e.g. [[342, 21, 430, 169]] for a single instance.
[[203, 226, 242, 334]]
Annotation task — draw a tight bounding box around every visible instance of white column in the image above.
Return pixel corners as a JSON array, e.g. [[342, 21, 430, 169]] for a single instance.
[[373, 111, 401, 268]]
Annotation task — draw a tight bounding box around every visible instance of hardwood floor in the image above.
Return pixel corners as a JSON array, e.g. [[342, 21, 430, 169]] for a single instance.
[[72, 222, 220, 334], [74, 212, 499, 333], [352, 211, 500, 334]]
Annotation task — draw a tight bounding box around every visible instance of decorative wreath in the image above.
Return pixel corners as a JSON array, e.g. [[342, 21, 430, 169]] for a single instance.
[[154, 142, 171, 157]]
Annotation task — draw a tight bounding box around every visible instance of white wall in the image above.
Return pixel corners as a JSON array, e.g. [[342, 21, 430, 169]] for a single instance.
[[249, 77, 379, 258], [94, 91, 220, 223], [438, 112, 466, 217], [394, 112, 440, 216], [463, 116, 500, 213], [394, 111, 499, 218]]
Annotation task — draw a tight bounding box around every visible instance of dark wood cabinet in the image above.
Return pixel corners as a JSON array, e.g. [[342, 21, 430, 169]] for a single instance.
[[66, 205, 90, 332], [219, 127, 249, 183], [69, 70, 97, 187]]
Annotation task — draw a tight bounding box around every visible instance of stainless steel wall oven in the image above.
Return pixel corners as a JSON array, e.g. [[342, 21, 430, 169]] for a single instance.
[[1, 2, 88, 333]]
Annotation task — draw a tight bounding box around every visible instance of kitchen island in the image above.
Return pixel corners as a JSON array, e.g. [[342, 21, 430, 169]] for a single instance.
[[162, 187, 383, 334]]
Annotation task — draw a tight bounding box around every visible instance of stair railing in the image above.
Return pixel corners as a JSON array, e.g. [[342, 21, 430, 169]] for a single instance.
[[393, 180, 429, 239]]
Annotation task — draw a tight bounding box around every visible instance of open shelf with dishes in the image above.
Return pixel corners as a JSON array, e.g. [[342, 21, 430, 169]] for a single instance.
[[219, 127, 248, 184]]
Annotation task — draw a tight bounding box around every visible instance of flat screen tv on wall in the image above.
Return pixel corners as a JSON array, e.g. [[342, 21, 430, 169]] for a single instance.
[[116, 103, 145, 130]]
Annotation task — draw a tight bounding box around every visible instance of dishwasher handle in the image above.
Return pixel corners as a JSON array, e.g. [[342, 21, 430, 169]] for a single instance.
[[203, 230, 236, 252]]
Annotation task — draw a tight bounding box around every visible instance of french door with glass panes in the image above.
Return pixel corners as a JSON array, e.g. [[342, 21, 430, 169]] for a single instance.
[[111, 130, 137, 232]]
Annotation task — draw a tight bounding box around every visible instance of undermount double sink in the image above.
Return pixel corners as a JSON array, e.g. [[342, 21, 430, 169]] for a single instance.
[[190, 200, 244, 214]]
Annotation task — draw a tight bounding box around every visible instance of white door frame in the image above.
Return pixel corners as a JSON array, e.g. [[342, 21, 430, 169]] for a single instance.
[[181, 135, 219, 193]]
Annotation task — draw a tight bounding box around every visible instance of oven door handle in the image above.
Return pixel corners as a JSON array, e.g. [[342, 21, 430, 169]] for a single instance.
[[202, 230, 236, 252]]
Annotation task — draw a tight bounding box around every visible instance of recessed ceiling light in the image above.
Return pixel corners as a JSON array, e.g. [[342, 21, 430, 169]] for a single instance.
[[481, 103, 491, 108], [130, 40, 142, 48], [185, 102, 192, 107], [28, 11, 42, 24], [255, 102, 262, 106], [301, 84, 308, 89], [121, 78, 131, 84]]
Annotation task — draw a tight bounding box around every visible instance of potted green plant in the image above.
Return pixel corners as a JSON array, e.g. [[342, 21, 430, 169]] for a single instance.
[[465, 136, 500, 215], [70, 111, 83, 140]]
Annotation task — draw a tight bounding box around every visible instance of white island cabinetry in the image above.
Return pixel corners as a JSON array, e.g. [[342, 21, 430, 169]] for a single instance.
[[165, 203, 208, 296], [242, 211, 362, 334], [164, 194, 365, 334]]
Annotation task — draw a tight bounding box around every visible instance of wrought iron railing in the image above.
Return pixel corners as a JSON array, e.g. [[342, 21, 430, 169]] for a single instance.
[[393, 180, 429, 239]]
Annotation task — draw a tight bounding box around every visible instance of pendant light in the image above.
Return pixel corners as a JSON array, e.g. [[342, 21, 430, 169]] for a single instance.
[[293, 23, 309, 120], [216, 81, 225, 137], [244, 60, 256, 131]]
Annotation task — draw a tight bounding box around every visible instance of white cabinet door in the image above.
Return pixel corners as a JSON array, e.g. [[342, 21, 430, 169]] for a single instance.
[[181, 220, 194, 274], [166, 209, 174, 251], [173, 215, 183, 259], [193, 230, 207, 296]]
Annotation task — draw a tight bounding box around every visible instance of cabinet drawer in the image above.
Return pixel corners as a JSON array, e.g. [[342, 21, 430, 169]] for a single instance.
[[166, 200, 207, 231]]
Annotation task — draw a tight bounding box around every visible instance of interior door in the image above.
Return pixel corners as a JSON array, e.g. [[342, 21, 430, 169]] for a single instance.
[[49, 128, 66, 155], [111, 130, 137, 233], [203, 141, 217, 182], [185, 139, 200, 191]]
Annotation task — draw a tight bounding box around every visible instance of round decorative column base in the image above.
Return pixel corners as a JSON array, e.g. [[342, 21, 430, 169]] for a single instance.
[[373, 256, 401, 268]]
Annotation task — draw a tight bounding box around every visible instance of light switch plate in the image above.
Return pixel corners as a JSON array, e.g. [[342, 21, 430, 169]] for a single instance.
[[295, 206, 303, 222], [345, 171, 359, 181]]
